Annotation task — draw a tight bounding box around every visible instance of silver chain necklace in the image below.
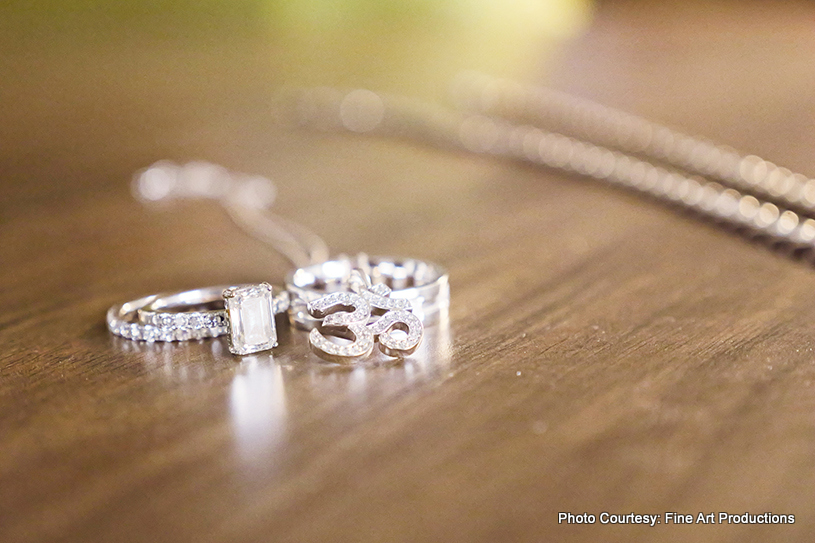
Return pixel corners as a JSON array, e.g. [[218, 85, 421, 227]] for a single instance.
[[113, 74, 810, 361], [290, 73, 815, 251]]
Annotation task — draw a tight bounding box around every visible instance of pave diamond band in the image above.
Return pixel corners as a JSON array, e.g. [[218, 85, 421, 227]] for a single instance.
[[107, 295, 184, 343], [137, 285, 289, 333], [138, 309, 229, 340], [107, 285, 289, 350]]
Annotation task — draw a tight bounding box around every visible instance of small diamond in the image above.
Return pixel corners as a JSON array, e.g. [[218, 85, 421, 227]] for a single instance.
[[142, 326, 158, 343], [158, 328, 175, 342], [189, 314, 204, 329], [159, 314, 174, 328], [174, 314, 189, 329], [370, 283, 391, 296]]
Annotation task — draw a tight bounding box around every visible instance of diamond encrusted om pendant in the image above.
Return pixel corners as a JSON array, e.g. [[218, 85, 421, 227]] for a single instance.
[[306, 271, 423, 363]]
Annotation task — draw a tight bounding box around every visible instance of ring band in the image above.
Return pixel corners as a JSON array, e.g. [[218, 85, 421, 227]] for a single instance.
[[107, 284, 289, 355], [137, 285, 289, 330], [286, 254, 449, 329]]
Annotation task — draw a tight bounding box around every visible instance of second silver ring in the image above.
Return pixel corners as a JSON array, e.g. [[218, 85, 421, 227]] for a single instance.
[[286, 253, 449, 330]]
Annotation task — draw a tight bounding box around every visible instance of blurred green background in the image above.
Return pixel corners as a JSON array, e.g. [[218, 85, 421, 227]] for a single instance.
[[2, 0, 594, 96], [0, 0, 597, 207]]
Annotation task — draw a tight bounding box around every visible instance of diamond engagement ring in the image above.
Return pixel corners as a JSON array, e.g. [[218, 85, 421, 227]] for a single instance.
[[107, 284, 289, 355]]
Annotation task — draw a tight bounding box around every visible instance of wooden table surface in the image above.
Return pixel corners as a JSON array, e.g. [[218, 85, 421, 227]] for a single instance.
[[3, 1, 815, 542]]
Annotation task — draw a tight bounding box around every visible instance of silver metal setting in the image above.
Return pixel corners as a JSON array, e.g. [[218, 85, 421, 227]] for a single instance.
[[306, 270, 423, 363], [286, 253, 449, 330], [107, 285, 289, 354]]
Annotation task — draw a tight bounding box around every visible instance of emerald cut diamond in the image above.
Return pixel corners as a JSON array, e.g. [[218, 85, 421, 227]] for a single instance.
[[223, 283, 278, 355]]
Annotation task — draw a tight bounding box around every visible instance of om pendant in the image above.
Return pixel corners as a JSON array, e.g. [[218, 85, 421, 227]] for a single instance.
[[306, 270, 423, 363]]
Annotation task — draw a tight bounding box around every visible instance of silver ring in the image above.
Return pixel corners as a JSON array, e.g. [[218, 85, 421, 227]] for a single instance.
[[286, 254, 449, 329], [107, 284, 289, 355]]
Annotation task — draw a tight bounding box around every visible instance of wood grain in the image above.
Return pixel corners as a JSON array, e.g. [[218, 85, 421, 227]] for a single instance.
[[2, 2, 815, 542]]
